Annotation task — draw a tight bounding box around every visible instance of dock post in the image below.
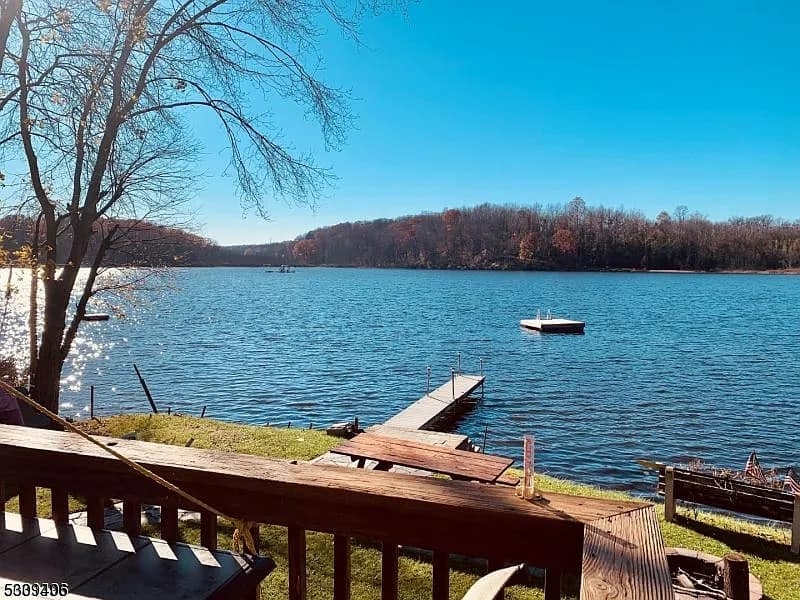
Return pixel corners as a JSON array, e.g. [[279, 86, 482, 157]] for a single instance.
[[90, 385, 94, 419], [451, 368, 455, 399], [426, 367, 431, 393], [457, 352, 461, 373], [479, 358, 483, 376], [664, 467, 676, 522]]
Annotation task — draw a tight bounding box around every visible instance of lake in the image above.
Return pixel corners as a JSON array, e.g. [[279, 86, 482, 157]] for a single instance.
[[3, 267, 799, 493]]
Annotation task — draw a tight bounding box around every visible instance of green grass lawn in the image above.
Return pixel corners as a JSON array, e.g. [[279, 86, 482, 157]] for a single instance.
[[12, 414, 799, 599]]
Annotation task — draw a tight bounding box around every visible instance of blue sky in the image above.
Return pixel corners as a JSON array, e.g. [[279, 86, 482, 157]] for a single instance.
[[193, 1, 800, 245]]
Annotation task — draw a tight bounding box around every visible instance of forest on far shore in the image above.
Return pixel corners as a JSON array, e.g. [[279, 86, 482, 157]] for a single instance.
[[3, 199, 800, 271]]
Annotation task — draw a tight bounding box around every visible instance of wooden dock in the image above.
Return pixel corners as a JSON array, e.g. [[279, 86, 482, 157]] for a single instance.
[[383, 373, 485, 431]]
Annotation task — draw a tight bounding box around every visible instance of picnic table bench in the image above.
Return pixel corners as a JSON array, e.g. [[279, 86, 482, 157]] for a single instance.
[[0, 511, 274, 599], [330, 432, 514, 483]]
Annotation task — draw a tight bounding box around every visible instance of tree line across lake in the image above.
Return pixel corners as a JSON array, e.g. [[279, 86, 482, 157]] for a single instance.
[[3, 199, 800, 271]]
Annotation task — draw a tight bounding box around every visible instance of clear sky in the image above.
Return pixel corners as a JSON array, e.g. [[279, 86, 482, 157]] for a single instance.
[[191, 1, 800, 246]]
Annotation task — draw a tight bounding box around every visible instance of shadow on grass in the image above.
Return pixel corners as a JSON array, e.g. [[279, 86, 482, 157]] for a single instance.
[[673, 514, 798, 566]]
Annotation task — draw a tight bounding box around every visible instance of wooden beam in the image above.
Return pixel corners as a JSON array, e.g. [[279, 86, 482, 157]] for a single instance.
[[432, 551, 449, 600], [793, 495, 800, 555], [50, 487, 68, 525], [664, 467, 675, 522], [381, 541, 399, 600], [334, 535, 351, 600], [288, 527, 307, 600]]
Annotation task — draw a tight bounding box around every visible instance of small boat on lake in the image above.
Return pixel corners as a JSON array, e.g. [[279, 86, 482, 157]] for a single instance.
[[520, 310, 585, 334]]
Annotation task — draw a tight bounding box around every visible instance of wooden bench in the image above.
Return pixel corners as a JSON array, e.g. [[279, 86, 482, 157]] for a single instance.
[[580, 505, 673, 600], [330, 432, 514, 483], [0, 511, 274, 599], [658, 465, 800, 554]]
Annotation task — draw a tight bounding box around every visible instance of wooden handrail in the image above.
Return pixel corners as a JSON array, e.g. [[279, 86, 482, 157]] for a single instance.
[[0, 425, 648, 599]]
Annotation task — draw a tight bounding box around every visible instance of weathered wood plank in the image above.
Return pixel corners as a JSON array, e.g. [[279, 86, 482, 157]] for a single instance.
[[333, 535, 351, 600], [580, 505, 672, 600], [330, 433, 513, 483], [381, 541, 399, 600], [367, 425, 470, 450]]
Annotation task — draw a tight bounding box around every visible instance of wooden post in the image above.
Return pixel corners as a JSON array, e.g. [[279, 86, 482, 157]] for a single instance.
[[723, 553, 749, 600], [19, 484, 36, 519], [792, 495, 800, 555], [200, 511, 217, 550], [432, 551, 449, 600], [381, 541, 399, 600], [90, 385, 94, 419], [664, 467, 676, 522], [544, 568, 561, 600], [123, 499, 142, 536], [451, 368, 455, 399], [51, 488, 69, 525], [333, 535, 351, 600], [160, 499, 179, 543], [133, 364, 159, 413], [86, 495, 105, 530], [288, 527, 307, 600]]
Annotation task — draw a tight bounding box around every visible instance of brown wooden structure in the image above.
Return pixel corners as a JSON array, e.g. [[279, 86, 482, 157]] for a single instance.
[[653, 463, 800, 554], [330, 432, 514, 483], [382, 373, 485, 430], [0, 425, 672, 599]]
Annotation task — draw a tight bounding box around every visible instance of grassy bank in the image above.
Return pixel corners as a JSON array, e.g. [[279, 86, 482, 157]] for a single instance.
[[15, 414, 799, 599]]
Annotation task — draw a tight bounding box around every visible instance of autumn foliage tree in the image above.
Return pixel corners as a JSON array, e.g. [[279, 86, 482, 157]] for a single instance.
[[0, 0, 395, 413]]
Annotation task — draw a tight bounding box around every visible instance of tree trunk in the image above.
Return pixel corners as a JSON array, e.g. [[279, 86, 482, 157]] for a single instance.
[[31, 279, 68, 415]]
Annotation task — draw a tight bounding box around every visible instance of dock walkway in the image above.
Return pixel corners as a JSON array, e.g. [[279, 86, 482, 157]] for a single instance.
[[383, 374, 485, 430]]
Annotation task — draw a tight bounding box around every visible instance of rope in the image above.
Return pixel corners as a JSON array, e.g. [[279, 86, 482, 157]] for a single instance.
[[0, 380, 259, 556]]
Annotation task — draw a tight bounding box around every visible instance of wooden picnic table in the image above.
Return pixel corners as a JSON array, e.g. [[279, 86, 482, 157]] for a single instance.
[[330, 432, 514, 483], [0, 512, 274, 599]]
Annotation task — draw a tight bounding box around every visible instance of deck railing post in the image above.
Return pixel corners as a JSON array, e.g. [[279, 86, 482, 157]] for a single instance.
[[792, 495, 800, 554], [334, 535, 351, 600], [664, 467, 676, 522]]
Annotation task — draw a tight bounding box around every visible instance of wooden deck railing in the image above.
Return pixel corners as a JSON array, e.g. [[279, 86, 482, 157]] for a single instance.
[[0, 424, 650, 599]]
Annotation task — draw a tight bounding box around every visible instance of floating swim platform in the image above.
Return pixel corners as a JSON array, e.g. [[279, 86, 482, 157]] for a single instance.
[[520, 310, 585, 333]]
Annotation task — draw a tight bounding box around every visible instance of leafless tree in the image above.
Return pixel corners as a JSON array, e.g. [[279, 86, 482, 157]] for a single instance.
[[0, 0, 397, 413]]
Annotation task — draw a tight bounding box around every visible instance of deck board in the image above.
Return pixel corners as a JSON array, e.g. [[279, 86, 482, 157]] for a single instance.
[[580, 505, 672, 600]]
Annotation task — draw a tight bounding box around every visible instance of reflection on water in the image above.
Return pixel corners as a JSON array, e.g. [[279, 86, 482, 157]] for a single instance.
[[1, 267, 798, 492]]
